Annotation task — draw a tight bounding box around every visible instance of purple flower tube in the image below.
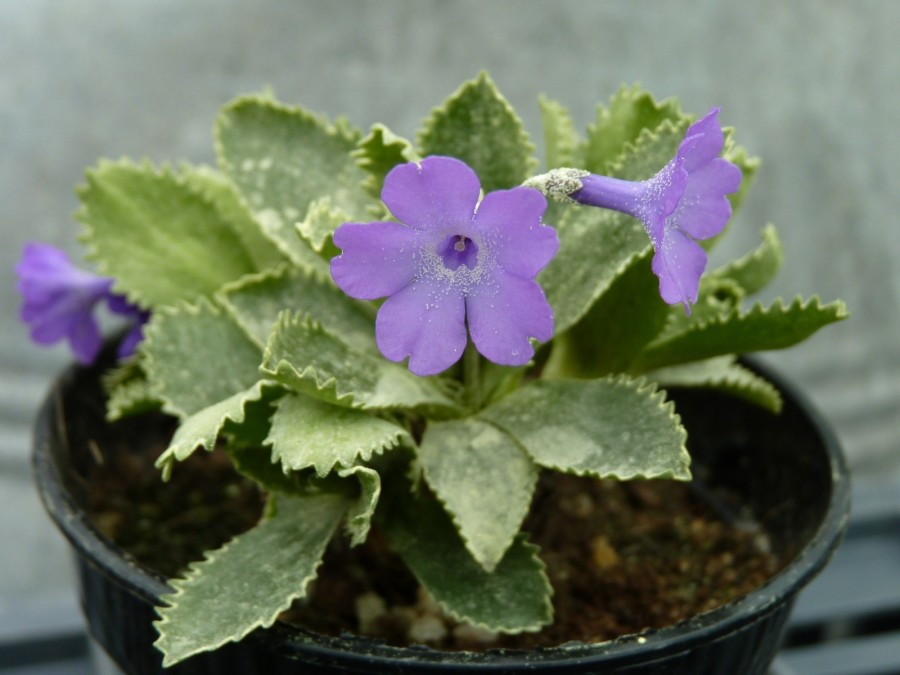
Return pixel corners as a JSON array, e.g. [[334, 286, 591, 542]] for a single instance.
[[529, 108, 742, 311]]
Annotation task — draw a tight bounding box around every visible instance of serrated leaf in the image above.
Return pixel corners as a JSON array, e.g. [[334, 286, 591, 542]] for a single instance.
[[296, 196, 346, 253], [179, 164, 286, 270], [481, 377, 690, 481], [539, 95, 579, 169], [106, 377, 162, 420], [418, 72, 536, 192], [648, 357, 783, 412], [218, 263, 376, 354], [249, 203, 332, 276], [544, 251, 670, 378], [103, 361, 161, 421], [155, 380, 278, 478], [141, 297, 263, 418], [605, 117, 691, 181], [77, 160, 258, 308], [154, 492, 348, 667], [339, 464, 381, 547], [215, 96, 370, 272], [355, 123, 419, 198], [261, 312, 459, 413], [418, 418, 538, 573], [633, 297, 849, 372], [266, 392, 409, 476], [381, 486, 552, 633], [582, 84, 683, 174], [539, 120, 691, 335], [227, 446, 311, 496], [710, 224, 783, 295], [221, 382, 284, 450], [654, 277, 746, 343], [540, 208, 650, 336]]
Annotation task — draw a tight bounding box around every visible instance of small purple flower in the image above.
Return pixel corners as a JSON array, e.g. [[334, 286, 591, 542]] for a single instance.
[[529, 108, 742, 311], [331, 156, 559, 376], [15, 243, 148, 364]]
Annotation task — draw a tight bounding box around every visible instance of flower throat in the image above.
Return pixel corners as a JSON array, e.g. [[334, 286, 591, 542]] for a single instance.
[[438, 234, 479, 271]]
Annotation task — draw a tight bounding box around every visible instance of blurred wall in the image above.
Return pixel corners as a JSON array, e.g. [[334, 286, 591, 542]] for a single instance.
[[2, 0, 897, 610]]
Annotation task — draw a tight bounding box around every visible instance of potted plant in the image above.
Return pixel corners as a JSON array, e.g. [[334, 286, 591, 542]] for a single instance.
[[21, 73, 849, 674]]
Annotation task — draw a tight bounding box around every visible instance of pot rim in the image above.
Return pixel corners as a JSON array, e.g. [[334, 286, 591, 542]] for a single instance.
[[32, 356, 851, 670]]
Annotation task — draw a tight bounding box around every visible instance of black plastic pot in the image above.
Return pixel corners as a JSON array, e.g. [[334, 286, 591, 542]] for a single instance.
[[32, 354, 850, 674]]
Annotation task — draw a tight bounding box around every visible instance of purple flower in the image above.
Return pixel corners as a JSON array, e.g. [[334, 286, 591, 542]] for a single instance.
[[330, 156, 559, 376], [529, 108, 742, 311], [15, 243, 148, 364]]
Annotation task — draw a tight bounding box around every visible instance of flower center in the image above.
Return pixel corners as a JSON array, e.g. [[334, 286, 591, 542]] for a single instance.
[[437, 234, 479, 271]]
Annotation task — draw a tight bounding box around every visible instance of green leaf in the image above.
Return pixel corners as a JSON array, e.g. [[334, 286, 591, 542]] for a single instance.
[[77, 160, 258, 308], [418, 418, 538, 572], [654, 276, 746, 344], [220, 383, 284, 450], [339, 464, 381, 547], [215, 95, 370, 271], [544, 251, 670, 378], [296, 196, 346, 253], [481, 377, 691, 481], [266, 392, 410, 476], [648, 357, 783, 412], [633, 297, 850, 372], [218, 264, 376, 354], [382, 486, 552, 633], [355, 123, 419, 198], [155, 381, 279, 478], [605, 117, 691, 181], [538, 95, 579, 169], [261, 312, 459, 413], [227, 446, 311, 496], [418, 72, 536, 191], [723, 134, 760, 214], [541, 208, 650, 336], [179, 164, 286, 270], [141, 297, 263, 418], [582, 84, 683, 174], [154, 492, 348, 667], [539, 119, 691, 335], [103, 361, 162, 421], [710, 224, 783, 296]]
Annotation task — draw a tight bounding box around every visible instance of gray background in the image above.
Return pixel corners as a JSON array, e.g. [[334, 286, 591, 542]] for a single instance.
[[2, 0, 897, 632]]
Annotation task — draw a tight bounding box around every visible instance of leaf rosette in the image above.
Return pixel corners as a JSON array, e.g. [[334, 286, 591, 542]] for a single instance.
[[14, 73, 848, 665]]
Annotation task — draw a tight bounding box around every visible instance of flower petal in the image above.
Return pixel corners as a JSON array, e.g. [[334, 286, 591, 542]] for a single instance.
[[117, 321, 146, 359], [467, 271, 554, 366], [641, 162, 688, 247], [16, 242, 116, 362], [381, 156, 481, 232], [672, 158, 742, 240], [473, 187, 559, 278], [68, 310, 104, 364], [679, 108, 725, 172], [26, 302, 79, 344], [331, 221, 421, 300], [375, 280, 467, 376], [652, 228, 708, 308], [16, 243, 112, 307]]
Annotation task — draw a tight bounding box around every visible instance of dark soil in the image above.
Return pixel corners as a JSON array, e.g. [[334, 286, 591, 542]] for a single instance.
[[87, 442, 264, 578], [85, 426, 780, 650]]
